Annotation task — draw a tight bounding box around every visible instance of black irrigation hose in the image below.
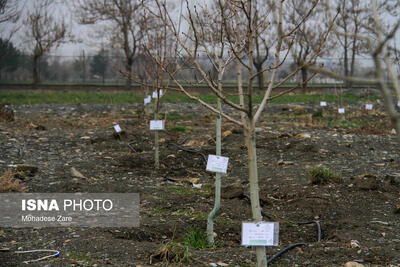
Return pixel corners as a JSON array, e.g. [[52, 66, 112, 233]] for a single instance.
[[174, 144, 207, 163], [267, 243, 307, 264], [243, 193, 322, 264], [126, 142, 137, 153], [167, 134, 207, 163], [243, 195, 273, 220], [267, 220, 322, 264], [121, 132, 321, 264], [297, 221, 322, 242]]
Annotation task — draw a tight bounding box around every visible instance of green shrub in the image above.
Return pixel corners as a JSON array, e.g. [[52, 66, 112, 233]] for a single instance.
[[169, 125, 188, 132], [312, 111, 323, 118], [183, 228, 208, 249], [309, 167, 343, 185]]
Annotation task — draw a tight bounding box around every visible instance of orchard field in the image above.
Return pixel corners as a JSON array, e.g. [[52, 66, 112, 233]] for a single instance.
[[0, 98, 399, 266]]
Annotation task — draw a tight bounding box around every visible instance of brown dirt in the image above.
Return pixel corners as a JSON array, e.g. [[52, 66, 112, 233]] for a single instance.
[[0, 103, 399, 267]]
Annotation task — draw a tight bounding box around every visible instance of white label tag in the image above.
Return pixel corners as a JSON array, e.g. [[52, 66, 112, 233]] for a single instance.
[[320, 101, 327, 107], [144, 95, 151, 105], [150, 120, 164, 130], [338, 108, 345, 114], [206, 154, 229, 174], [143, 96, 151, 105], [397, 100, 400, 107], [113, 124, 122, 133], [152, 90, 163, 99], [365, 104, 373, 110], [242, 222, 279, 247]]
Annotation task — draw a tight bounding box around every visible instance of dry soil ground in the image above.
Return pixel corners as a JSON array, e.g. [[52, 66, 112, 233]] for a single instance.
[[0, 102, 399, 267]]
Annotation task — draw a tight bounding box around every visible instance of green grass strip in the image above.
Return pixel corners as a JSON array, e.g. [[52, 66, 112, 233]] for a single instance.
[[0, 92, 379, 105]]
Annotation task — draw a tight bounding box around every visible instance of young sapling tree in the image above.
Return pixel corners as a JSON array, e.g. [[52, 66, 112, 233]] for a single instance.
[[146, 0, 332, 265]]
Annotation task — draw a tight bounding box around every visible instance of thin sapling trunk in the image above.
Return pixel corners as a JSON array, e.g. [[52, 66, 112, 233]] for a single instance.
[[207, 61, 224, 246]]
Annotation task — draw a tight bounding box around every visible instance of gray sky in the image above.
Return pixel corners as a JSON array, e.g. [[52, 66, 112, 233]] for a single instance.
[[2, 0, 400, 58]]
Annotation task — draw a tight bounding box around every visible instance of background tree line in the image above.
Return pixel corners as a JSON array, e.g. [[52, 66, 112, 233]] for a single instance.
[[0, 0, 398, 87]]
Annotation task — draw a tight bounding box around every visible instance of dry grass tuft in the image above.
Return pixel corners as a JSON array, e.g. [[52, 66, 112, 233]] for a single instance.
[[0, 169, 26, 192], [150, 239, 191, 264]]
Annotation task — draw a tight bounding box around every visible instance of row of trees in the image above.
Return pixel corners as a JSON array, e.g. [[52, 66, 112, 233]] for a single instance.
[[1, 0, 399, 87], [0, 44, 381, 84], [126, 1, 400, 267], [0, 41, 120, 83]]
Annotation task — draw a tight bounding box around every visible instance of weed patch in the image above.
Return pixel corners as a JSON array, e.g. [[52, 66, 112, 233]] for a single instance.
[[183, 228, 209, 249], [169, 125, 188, 132], [309, 167, 343, 185], [150, 239, 191, 264], [0, 169, 26, 192]]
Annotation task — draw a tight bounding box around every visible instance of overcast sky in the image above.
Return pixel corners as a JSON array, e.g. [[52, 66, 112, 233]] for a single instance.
[[2, 0, 400, 58]]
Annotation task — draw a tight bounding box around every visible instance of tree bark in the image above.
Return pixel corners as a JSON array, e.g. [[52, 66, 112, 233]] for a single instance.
[[237, 61, 246, 126], [125, 57, 133, 86], [206, 100, 221, 245], [32, 54, 40, 85], [301, 67, 308, 89], [343, 26, 349, 88], [349, 24, 358, 88], [246, 121, 267, 267], [207, 61, 224, 246], [254, 62, 264, 91], [154, 93, 160, 169]]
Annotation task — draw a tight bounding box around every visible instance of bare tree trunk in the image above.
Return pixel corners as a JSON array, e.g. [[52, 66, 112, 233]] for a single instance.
[[254, 62, 264, 90], [349, 28, 358, 88], [246, 121, 267, 267], [301, 67, 308, 89], [33, 54, 40, 85], [237, 61, 246, 126], [206, 100, 221, 245], [343, 34, 349, 88], [207, 62, 223, 245], [125, 57, 133, 86], [154, 93, 160, 169]]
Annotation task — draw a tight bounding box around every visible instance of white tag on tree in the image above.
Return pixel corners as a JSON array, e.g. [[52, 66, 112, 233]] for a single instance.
[[397, 100, 400, 107], [320, 101, 327, 107], [150, 120, 164, 130], [242, 222, 279, 247], [113, 124, 122, 133], [206, 154, 229, 174], [144, 95, 151, 105], [365, 104, 373, 110], [338, 108, 345, 114], [152, 90, 163, 98]]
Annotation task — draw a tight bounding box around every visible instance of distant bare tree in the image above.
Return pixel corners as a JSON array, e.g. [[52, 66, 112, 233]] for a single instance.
[[287, 0, 333, 89], [252, 0, 272, 91], [73, 50, 88, 83], [0, 0, 23, 40], [308, 0, 400, 138], [75, 0, 146, 86], [332, 0, 368, 88], [22, 0, 71, 84], [0, 0, 19, 24]]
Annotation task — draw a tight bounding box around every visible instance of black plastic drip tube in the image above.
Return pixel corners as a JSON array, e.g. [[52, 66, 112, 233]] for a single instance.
[[127, 132, 322, 265], [174, 144, 207, 163], [267, 243, 307, 264], [127, 142, 137, 153], [266, 220, 322, 264], [297, 220, 322, 242]]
